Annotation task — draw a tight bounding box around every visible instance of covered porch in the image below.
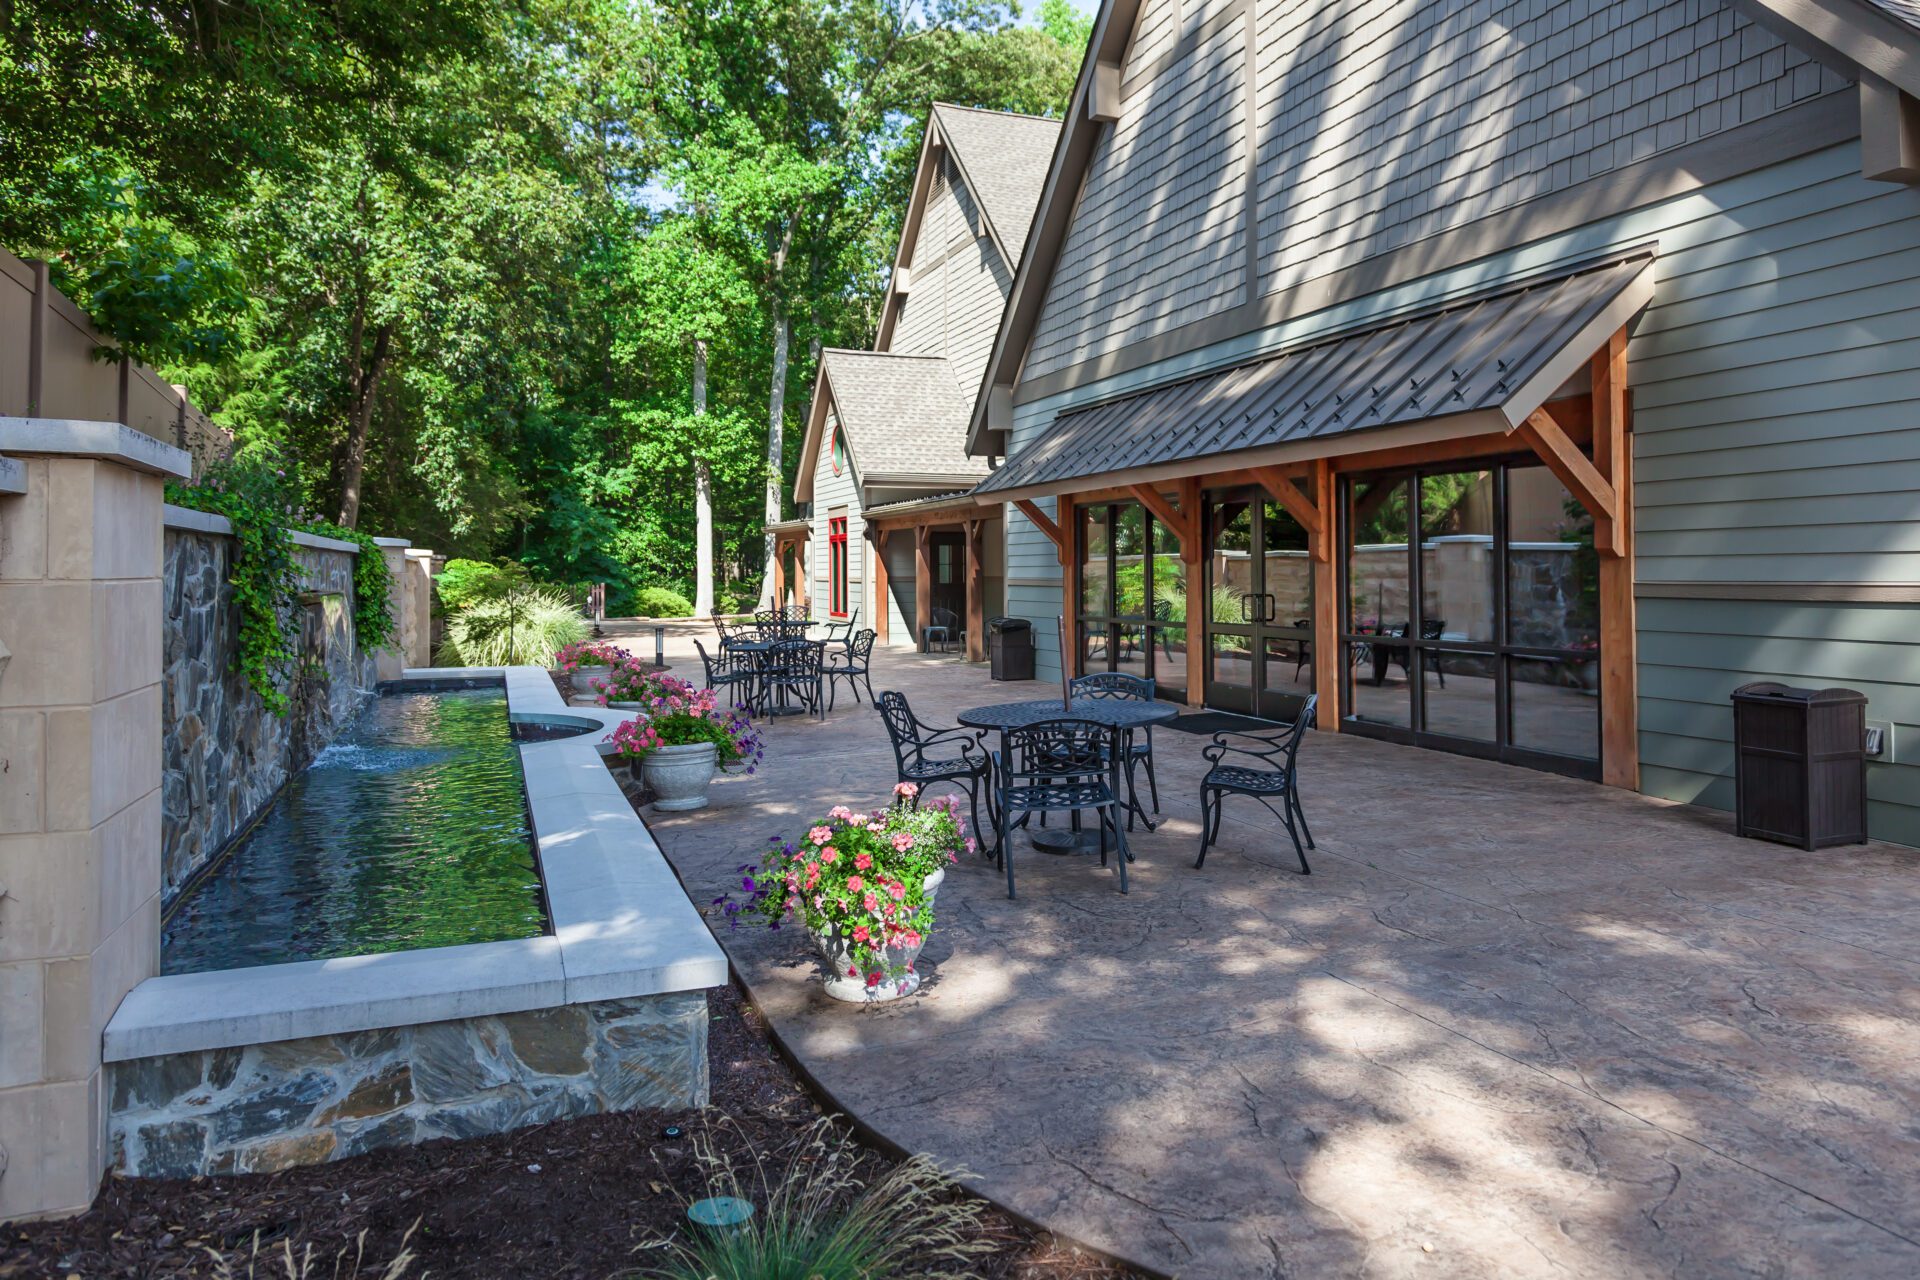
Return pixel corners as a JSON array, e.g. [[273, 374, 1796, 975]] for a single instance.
[[863, 492, 1003, 660], [978, 253, 1650, 788], [768, 516, 811, 611]]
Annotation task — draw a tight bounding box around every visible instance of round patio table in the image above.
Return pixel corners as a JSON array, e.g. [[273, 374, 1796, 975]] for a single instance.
[[726, 638, 810, 717], [957, 696, 1177, 858]]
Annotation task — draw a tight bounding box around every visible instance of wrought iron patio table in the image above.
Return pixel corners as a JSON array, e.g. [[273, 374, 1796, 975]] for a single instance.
[[727, 639, 811, 717], [957, 697, 1177, 855]]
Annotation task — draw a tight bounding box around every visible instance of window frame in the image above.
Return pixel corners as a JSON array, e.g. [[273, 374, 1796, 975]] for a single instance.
[[828, 516, 850, 618]]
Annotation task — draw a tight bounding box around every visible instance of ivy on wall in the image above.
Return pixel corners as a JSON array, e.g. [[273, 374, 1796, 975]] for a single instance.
[[167, 460, 396, 714]]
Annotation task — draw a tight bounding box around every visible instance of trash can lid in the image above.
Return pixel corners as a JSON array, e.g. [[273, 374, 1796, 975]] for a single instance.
[[987, 616, 1031, 631], [1732, 681, 1866, 705]]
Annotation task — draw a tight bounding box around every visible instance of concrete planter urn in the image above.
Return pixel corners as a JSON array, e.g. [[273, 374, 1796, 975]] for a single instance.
[[813, 869, 944, 1003], [641, 740, 719, 811]]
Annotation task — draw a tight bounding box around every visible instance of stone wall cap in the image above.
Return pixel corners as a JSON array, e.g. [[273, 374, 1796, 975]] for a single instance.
[[0, 416, 192, 477], [0, 453, 24, 495], [403, 547, 436, 559], [371, 536, 412, 547], [162, 503, 361, 554]]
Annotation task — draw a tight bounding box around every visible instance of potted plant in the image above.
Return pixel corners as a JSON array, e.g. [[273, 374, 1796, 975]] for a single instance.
[[554, 639, 626, 690], [721, 784, 972, 1001], [593, 655, 671, 708], [606, 676, 762, 811]]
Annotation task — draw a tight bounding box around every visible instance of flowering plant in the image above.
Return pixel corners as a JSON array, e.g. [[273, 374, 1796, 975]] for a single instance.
[[554, 640, 626, 673], [604, 674, 763, 772], [592, 655, 675, 704], [718, 785, 972, 991]]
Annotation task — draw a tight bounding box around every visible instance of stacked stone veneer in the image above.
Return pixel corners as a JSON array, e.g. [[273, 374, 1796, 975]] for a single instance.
[[110, 991, 708, 1178], [161, 523, 377, 899]]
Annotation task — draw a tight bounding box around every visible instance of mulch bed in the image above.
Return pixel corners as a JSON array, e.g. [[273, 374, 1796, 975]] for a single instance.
[[4, 982, 1135, 1280]]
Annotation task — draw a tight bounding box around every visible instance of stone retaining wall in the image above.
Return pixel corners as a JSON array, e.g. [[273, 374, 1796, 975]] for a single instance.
[[161, 522, 377, 900], [109, 991, 709, 1178]]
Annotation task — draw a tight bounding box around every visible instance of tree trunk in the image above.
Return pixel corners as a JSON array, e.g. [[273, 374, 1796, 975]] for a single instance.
[[759, 299, 788, 607], [693, 337, 715, 616], [336, 321, 391, 529]]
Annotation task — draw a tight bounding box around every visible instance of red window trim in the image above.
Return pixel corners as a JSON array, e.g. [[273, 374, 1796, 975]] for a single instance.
[[828, 517, 849, 617]]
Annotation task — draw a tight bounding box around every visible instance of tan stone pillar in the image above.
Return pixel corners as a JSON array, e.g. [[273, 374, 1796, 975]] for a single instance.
[[404, 550, 434, 669], [0, 419, 187, 1219], [371, 539, 411, 680]]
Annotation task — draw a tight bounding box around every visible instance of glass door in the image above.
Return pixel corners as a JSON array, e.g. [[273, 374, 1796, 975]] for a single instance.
[[1204, 491, 1313, 720], [1339, 459, 1601, 780]]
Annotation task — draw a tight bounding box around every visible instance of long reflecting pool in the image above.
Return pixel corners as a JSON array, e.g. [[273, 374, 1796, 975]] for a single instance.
[[162, 688, 545, 974]]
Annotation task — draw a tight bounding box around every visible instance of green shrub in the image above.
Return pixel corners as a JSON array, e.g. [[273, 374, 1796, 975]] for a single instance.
[[635, 585, 695, 618], [434, 559, 520, 611], [649, 1117, 989, 1280], [435, 587, 588, 667]]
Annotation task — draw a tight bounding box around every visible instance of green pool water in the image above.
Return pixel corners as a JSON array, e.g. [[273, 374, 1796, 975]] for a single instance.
[[162, 688, 546, 974]]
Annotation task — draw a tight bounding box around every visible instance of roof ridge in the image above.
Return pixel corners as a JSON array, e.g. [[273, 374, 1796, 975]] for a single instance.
[[932, 101, 1064, 125], [825, 348, 951, 362]]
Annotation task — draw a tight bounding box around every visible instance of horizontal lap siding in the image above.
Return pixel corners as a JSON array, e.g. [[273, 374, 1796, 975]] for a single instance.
[[883, 533, 917, 649], [811, 412, 864, 620], [1637, 599, 1920, 847], [1027, 22, 1247, 378], [1253, 0, 1848, 296]]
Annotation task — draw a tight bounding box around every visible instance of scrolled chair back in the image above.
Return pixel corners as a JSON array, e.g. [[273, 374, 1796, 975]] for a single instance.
[[846, 628, 877, 665], [1005, 718, 1109, 782], [1070, 671, 1154, 702]]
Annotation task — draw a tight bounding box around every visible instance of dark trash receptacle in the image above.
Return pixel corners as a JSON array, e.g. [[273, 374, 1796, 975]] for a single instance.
[[1731, 682, 1869, 850], [988, 616, 1034, 681]]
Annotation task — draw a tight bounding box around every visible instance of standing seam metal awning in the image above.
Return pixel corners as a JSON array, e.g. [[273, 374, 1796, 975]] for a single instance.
[[974, 252, 1655, 503]]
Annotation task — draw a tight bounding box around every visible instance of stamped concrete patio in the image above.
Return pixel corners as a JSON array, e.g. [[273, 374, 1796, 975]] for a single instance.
[[634, 625, 1920, 1279]]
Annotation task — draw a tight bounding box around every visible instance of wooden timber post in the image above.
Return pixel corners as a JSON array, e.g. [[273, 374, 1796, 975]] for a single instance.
[[1179, 475, 1205, 707], [1057, 494, 1078, 680], [872, 528, 889, 644], [914, 524, 932, 653], [964, 518, 986, 662], [1310, 458, 1339, 730], [1594, 328, 1637, 790], [772, 538, 786, 606]]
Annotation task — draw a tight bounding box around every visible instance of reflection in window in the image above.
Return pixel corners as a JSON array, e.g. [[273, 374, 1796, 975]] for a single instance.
[[1263, 501, 1313, 623], [1114, 504, 1148, 618], [1421, 649, 1495, 741], [1349, 475, 1411, 635], [1507, 464, 1598, 649], [1081, 506, 1109, 617], [1511, 656, 1599, 759], [1211, 502, 1253, 623], [1348, 640, 1410, 726], [1150, 514, 1184, 632], [1419, 470, 1495, 643]]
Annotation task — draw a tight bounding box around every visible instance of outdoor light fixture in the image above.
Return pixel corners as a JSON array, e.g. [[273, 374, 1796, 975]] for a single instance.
[[655, 625, 666, 667]]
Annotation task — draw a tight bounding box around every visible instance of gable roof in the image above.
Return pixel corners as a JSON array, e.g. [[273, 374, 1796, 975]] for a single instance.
[[875, 105, 1063, 353], [930, 104, 1062, 267], [1732, 0, 1920, 93], [792, 350, 990, 502]]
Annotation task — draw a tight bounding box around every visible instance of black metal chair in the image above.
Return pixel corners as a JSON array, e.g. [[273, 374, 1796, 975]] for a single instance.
[[875, 691, 992, 848], [995, 719, 1131, 897], [761, 637, 825, 718], [693, 638, 756, 708], [1291, 618, 1312, 682], [712, 613, 748, 650], [821, 605, 860, 653], [924, 604, 961, 654], [822, 628, 876, 711], [1196, 694, 1317, 875], [1069, 671, 1160, 827]]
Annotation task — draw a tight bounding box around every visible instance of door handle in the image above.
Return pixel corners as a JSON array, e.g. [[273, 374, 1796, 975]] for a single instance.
[[1264, 593, 1277, 624]]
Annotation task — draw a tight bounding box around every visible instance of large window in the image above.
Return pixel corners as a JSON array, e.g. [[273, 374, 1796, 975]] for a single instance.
[[1075, 500, 1187, 701], [1341, 460, 1600, 776], [828, 516, 849, 617]]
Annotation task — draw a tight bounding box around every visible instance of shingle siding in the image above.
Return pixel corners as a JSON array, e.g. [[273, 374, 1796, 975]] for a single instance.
[[1027, 22, 1249, 378], [1252, 0, 1851, 296], [891, 150, 1019, 403], [809, 411, 865, 620]]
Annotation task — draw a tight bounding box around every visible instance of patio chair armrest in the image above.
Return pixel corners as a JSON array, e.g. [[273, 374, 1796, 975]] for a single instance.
[[1203, 735, 1284, 767]]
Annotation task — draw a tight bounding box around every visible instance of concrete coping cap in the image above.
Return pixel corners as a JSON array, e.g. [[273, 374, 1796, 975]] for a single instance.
[[0, 416, 193, 478]]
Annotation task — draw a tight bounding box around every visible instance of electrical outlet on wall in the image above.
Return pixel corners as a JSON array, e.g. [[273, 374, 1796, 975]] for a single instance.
[[1865, 719, 1895, 763]]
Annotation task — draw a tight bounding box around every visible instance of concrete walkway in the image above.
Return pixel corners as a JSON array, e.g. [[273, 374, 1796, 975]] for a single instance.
[[620, 624, 1920, 1279]]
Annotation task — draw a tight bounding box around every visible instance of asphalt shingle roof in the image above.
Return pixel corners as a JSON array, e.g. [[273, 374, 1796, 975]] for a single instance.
[[820, 350, 990, 480], [977, 254, 1654, 497], [1864, 0, 1920, 34], [932, 104, 1062, 266]]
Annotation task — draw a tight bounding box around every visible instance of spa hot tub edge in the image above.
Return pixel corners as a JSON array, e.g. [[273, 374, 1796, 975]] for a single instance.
[[102, 665, 728, 1180]]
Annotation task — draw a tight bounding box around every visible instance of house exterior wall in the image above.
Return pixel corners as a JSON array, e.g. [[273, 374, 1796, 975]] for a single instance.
[[809, 412, 865, 624], [1029, 0, 1850, 383], [1001, 42, 1920, 844], [889, 151, 1017, 400]]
